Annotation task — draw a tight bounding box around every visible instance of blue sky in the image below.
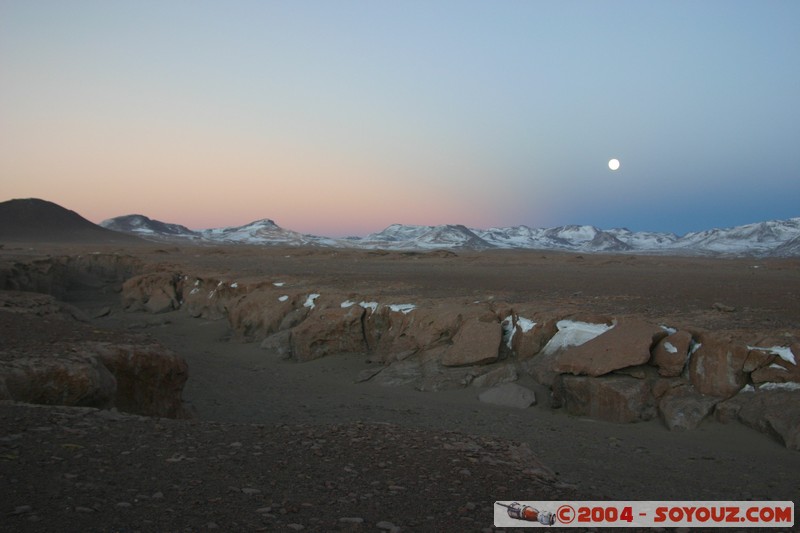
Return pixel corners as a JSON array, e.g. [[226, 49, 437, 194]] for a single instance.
[[1, 1, 798, 236]]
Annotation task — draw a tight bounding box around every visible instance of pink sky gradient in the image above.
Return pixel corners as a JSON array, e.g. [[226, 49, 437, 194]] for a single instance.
[[2, 2, 798, 237]]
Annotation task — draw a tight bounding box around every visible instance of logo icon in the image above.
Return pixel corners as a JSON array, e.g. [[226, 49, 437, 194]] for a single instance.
[[495, 502, 556, 525]]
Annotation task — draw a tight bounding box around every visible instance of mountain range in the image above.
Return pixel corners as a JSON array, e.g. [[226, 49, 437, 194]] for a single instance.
[[1, 199, 798, 256], [99, 211, 800, 257]]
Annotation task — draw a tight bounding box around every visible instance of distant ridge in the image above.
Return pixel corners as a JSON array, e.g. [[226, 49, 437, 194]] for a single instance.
[[100, 214, 200, 240], [0, 198, 141, 244], [18, 199, 800, 256]]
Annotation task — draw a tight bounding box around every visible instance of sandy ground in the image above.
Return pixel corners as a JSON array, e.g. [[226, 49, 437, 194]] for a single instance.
[[2, 242, 799, 531]]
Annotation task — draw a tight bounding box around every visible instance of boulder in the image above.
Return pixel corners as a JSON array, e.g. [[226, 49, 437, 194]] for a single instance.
[[658, 385, 718, 430], [290, 304, 367, 362], [715, 387, 800, 450], [650, 330, 693, 377], [688, 333, 749, 398], [557, 375, 656, 423], [440, 316, 502, 367], [260, 330, 292, 359], [553, 317, 664, 377], [121, 271, 182, 314], [1, 354, 117, 408], [746, 341, 800, 385], [227, 288, 306, 341], [91, 342, 189, 418], [478, 383, 537, 409], [363, 303, 464, 363], [182, 276, 245, 320], [505, 313, 559, 360], [470, 363, 518, 389]]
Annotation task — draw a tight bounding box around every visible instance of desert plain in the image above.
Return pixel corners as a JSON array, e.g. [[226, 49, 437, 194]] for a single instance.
[[1, 240, 799, 532]]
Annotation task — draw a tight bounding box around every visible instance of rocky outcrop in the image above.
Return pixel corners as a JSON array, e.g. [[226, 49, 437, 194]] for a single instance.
[[688, 333, 749, 398], [183, 277, 246, 320], [553, 318, 664, 377], [650, 330, 692, 377], [657, 384, 718, 430], [1, 354, 117, 408], [122, 271, 183, 314], [227, 287, 307, 341], [0, 290, 189, 418], [556, 375, 656, 423], [363, 303, 464, 363], [90, 342, 189, 418], [440, 315, 502, 367], [1, 254, 144, 298], [291, 298, 367, 362], [716, 387, 800, 450], [103, 262, 800, 448]]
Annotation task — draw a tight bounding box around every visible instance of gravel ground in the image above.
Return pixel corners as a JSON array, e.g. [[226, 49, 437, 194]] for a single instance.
[[1, 403, 579, 533]]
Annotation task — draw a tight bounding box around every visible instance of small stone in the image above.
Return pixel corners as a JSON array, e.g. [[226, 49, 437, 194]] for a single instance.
[[339, 517, 364, 523], [152, 491, 164, 499], [12, 505, 32, 515], [255, 507, 272, 514], [376, 522, 396, 531], [241, 488, 261, 495], [206, 522, 219, 529], [115, 502, 132, 508], [75, 506, 95, 513], [287, 524, 304, 531]]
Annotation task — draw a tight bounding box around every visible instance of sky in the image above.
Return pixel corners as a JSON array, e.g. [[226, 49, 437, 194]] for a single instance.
[[1, 1, 799, 237]]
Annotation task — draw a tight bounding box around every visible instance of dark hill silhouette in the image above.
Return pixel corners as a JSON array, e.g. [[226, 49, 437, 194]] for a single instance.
[[0, 198, 142, 243]]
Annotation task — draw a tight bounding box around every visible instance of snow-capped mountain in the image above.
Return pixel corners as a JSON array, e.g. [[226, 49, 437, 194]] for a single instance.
[[362, 224, 492, 249], [475, 225, 633, 252], [774, 234, 800, 257], [102, 215, 342, 246], [671, 219, 800, 255], [100, 214, 200, 239], [200, 219, 320, 246], [102, 213, 800, 256]]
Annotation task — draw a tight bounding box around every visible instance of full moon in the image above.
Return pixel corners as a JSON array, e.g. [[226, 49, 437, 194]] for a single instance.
[[608, 158, 620, 171]]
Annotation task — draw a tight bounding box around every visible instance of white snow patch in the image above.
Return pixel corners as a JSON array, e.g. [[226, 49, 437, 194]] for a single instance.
[[747, 345, 796, 365], [194, 280, 200, 287], [304, 294, 320, 309], [664, 342, 678, 354], [230, 282, 238, 288], [739, 384, 755, 393], [758, 382, 800, 391], [340, 300, 355, 308], [278, 295, 289, 302], [501, 316, 516, 349], [189, 288, 199, 295], [388, 304, 416, 314], [660, 325, 677, 335], [517, 317, 536, 333], [359, 301, 378, 313], [501, 316, 538, 350], [207, 291, 215, 300], [273, 282, 285, 287], [540, 320, 614, 356]]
